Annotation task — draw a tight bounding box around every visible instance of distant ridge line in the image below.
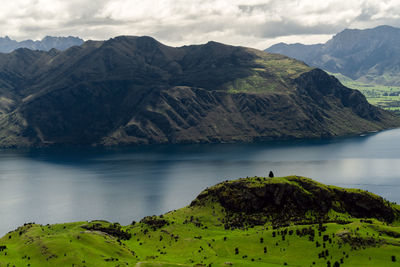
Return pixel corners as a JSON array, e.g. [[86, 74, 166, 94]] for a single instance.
[[0, 36, 84, 53]]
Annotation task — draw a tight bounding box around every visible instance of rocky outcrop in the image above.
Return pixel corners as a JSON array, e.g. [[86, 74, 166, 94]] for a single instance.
[[191, 176, 399, 225]]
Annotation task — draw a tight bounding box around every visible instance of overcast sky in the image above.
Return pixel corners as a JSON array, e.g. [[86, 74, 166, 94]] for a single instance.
[[1, 0, 400, 49]]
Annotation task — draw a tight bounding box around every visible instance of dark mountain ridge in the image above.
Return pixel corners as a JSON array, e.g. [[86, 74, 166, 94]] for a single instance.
[[0, 36, 398, 147], [266, 25, 400, 85], [0, 36, 84, 53]]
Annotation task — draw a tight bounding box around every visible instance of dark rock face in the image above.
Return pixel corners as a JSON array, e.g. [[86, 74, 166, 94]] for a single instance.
[[266, 25, 400, 85], [0, 36, 398, 147], [331, 188, 395, 223], [101, 74, 397, 146], [294, 69, 380, 120], [192, 176, 398, 225]]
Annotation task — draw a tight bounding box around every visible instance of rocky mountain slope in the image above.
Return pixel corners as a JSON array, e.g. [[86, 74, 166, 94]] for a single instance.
[[1, 176, 399, 266], [0, 36, 398, 147], [266, 25, 400, 85], [0, 36, 84, 53]]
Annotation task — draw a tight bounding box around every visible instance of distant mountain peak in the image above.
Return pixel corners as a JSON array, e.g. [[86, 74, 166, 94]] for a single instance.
[[0, 36, 84, 53], [266, 25, 400, 86], [370, 25, 397, 30], [104, 35, 165, 48], [205, 40, 223, 45]]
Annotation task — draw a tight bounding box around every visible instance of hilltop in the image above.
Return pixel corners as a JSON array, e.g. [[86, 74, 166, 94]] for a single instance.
[[0, 36, 398, 147], [192, 176, 400, 227], [0, 176, 399, 266]]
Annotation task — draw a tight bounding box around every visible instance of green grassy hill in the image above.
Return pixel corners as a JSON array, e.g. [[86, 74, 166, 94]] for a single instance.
[[1, 176, 400, 266]]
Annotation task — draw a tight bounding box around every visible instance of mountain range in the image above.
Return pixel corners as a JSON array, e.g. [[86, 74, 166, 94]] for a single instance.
[[0, 36, 398, 147], [266, 25, 400, 86], [0, 36, 84, 53]]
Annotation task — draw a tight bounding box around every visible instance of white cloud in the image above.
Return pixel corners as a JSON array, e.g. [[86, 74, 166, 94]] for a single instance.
[[0, 0, 400, 49]]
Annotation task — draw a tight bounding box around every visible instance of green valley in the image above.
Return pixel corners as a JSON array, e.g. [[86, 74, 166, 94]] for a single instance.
[[1, 176, 399, 266], [331, 72, 400, 114]]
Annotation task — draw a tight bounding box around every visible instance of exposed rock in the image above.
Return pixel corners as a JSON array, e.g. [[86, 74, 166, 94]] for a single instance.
[[82, 222, 131, 240], [191, 176, 400, 227]]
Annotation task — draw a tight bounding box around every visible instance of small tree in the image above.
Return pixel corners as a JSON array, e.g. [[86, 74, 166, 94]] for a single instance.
[[269, 171, 274, 178]]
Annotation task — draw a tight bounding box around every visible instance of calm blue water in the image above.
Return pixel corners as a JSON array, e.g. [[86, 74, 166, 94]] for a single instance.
[[1, 129, 400, 235]]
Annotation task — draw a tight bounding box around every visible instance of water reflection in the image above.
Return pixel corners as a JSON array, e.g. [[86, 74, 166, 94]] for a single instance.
[[0, 129, 400, 235]]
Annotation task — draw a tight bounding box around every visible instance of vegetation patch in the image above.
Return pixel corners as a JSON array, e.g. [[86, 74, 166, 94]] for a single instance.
[[82, 221, 132, 240], [140, 216, 169, 229]]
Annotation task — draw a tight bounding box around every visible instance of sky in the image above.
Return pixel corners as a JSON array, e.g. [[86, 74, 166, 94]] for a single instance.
[[1, 0, 400, 49]]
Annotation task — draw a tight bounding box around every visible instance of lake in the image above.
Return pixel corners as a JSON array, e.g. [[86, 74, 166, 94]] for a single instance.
[[1, 129, 400, 235]]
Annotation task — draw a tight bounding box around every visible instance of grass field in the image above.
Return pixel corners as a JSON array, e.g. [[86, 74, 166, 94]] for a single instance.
[[225, 51, 311, 94], [0, 176, 399, 266]]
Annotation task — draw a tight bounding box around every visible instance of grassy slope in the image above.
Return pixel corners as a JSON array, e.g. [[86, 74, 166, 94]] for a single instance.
[[331, 72, 400, 114], [1, 176, 400, 267], [223, 50, 311, 94]]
